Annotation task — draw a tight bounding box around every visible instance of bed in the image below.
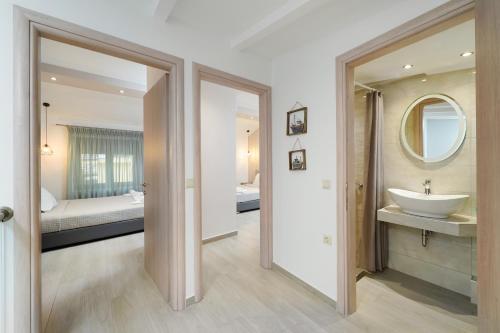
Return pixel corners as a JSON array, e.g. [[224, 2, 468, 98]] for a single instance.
[[41, 194, 144, 251], [236, 183, 260, 213]]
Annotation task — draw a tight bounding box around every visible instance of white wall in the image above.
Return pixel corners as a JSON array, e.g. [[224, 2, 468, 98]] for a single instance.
[[271, 0, 447, 301], [201, 81, 237, 240], [0, 0, 272, 308], [40, 82, 143, 200]]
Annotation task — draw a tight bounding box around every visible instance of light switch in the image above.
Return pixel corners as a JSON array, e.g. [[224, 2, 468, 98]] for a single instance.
[[322, 179, 331, 189], [323, 234, 333, 246], [186, 178, 194, 188]]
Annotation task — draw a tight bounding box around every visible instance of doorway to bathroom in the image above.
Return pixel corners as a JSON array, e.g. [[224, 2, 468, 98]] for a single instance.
[[334, 0, 494, 330], [354, 16, 477, 326]]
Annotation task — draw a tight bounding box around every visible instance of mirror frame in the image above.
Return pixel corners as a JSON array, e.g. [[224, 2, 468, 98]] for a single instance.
[[400, 93, 467, 163]]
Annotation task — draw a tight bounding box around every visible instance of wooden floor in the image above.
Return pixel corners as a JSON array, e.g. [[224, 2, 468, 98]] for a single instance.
[[42, 210, 477, 332]]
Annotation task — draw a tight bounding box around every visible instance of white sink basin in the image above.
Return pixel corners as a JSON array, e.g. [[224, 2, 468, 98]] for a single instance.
[[388, 188, 469, 219]]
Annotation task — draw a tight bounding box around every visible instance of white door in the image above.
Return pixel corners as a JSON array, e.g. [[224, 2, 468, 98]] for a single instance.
[[143, 74, 171, 301]]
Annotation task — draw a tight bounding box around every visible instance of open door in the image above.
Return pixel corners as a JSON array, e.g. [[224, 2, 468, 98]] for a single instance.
[[143, 74, 170, 301]]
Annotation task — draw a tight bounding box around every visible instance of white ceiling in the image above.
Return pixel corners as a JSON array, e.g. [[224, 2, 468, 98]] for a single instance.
[[236, 91, 259, 118], [147, 0, 413, 59], [42, 38, 147, 86], [239, 0, 398, 58], [355, 20, 475, 84], [41, 38, 148, 97], [168, 0, 288, 36]]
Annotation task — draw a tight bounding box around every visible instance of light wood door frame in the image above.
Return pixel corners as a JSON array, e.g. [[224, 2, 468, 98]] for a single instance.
[[335, 0, 476, 317], [13, 6, 186, 332], [192, 63, 272, 302]]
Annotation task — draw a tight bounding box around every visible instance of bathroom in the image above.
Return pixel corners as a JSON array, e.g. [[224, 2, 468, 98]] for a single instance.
[[353, 18, 477, 321]]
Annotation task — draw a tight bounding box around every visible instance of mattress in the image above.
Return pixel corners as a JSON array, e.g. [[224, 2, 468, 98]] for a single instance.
[[41, 195, 144, 234], [236, 185, 260, 203]]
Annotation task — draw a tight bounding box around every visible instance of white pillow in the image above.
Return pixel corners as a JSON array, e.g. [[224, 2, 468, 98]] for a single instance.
[[253, 173, 260, 186], [41, 187, 57, 212]]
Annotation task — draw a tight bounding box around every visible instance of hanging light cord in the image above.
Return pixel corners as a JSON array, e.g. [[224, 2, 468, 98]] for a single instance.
[[45, 105, 48, 145], [43, 102, 50, 146]]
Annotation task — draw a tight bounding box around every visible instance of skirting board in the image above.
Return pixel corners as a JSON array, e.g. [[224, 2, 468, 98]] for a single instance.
[[470, 279, 477, 305], [272, 263, 337, 308], [202, 231, 238, 244]]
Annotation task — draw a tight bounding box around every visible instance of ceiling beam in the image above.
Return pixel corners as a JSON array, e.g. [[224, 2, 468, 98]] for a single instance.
[[152, 0, 179, 22], [230, 0, 328, 51], [41, 63, 146, 97]]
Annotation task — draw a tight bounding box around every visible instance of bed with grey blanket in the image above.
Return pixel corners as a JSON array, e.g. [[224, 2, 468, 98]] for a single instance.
[[42, 195, 144, 251], [236, 185, 260, 213]]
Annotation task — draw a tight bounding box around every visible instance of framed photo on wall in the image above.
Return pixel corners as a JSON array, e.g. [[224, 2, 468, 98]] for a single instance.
[[289, 149, 307, 171], [287, 107, 307, 135]]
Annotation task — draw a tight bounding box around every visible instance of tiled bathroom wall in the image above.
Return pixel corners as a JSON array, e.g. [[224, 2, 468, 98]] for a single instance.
[[380, 69, 476, 216]]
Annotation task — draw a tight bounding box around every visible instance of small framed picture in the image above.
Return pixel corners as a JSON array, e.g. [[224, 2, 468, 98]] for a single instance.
[[289, 149, 307, 171], [287, 107, 307, 135]]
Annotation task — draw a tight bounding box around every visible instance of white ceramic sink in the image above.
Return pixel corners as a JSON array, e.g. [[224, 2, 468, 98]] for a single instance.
[[388, 188, 469, 219]]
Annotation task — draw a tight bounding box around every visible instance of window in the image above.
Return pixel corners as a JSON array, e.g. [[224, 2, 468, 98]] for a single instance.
[[80, 153, 106, 184], [113, 154, 134, 183], [68, 126, 143, 199]]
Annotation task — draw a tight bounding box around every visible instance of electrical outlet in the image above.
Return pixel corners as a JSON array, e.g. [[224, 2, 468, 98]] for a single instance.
[[323, 234, 333, 246], [322, 179, 331, 189]]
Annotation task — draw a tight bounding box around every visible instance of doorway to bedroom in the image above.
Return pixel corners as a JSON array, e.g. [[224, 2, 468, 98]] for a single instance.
[[38, 37, 173, 331], [200, 79, 261, 293], [192, 64, 272, 303]]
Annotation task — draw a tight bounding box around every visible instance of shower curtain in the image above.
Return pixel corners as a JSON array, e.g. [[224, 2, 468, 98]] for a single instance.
[[362, 91, 388, 272]]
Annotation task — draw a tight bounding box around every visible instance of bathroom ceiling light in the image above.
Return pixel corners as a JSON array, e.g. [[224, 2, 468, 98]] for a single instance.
[[50, 77, 57, 81], [119, 90, 125, 94], [421, 78, 427, 82], [460, 51, 474, 57], [403, 64, 414, 70]]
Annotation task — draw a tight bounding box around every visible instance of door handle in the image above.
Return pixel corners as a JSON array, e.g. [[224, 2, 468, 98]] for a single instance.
[[0, 206, 14, 222]]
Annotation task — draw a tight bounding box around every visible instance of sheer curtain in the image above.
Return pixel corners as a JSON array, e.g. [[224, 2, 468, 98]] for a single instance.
[[67, 126, 144, 199], [362, 91, 388, 272]]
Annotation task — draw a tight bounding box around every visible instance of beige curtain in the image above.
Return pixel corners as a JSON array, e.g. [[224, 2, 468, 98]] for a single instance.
[[362, 91, 388, 272]]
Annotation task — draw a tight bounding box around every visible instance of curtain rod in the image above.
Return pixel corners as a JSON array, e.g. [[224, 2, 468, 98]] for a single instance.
[[354, 81, 377, 91], [56, 124, 143, 132]]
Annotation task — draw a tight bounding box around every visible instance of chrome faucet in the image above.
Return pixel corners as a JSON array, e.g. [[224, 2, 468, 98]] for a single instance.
[[422, 179, 431, 195]]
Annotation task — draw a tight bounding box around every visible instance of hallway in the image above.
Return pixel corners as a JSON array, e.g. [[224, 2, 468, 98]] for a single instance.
[[42, 211, 476, 332]]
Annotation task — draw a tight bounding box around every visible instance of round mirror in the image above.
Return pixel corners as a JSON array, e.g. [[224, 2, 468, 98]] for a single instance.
[[400, 94, 466, 163]]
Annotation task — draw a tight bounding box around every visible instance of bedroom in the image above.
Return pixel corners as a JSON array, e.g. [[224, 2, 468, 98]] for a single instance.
[[39, 37, 171, 327]]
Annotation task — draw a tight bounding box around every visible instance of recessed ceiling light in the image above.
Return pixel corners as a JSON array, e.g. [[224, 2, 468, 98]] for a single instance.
[[460, 51, 474, 57], [421, 78, 427, 82], [50, 77, 57, 81], [403, 64, 414, 70], [472, 70, 477, 74], [119, 90, 124, 94]]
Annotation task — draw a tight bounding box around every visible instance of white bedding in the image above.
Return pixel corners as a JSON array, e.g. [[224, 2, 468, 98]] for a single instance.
[[41, 195, 144, 234], [236, 185, 260, 203]]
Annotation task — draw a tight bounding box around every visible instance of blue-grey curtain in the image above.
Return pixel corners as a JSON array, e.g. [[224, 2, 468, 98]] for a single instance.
[[67, 126, 144, 199]]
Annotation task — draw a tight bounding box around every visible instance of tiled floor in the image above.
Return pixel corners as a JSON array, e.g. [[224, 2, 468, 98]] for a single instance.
[[42, 210, 477, 332]]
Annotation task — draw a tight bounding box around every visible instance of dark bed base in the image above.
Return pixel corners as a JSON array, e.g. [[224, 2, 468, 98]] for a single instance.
[[237, 199, 260, 213], [42, 218, 144, 252]]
